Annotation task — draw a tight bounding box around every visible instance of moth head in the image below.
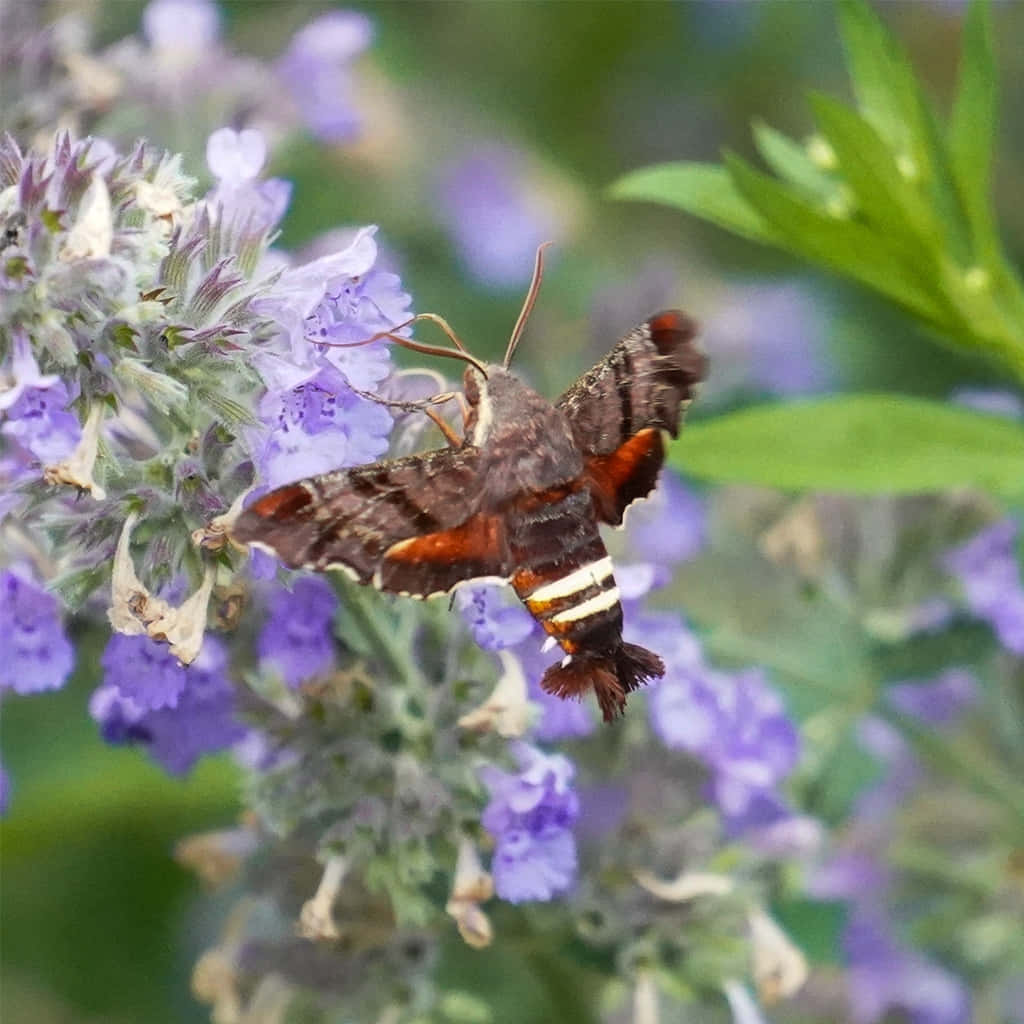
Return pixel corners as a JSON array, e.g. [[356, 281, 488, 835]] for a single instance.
[[463, 363, 518, 445]]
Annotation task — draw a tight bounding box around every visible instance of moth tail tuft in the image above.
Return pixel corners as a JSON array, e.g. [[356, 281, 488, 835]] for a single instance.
[[540, 643, 665, 723]]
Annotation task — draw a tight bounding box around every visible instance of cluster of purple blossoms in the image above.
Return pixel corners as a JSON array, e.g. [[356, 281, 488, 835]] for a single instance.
[[258, 577, 339, 689], [944, 517, 1024, 655], [91, 635, 245, 776], [479, 741, 580, 903], [809, 670, 979, 1024], [437, 143, 566, 290], [0, 567, 74, 695], [111, 1, 373, 148]]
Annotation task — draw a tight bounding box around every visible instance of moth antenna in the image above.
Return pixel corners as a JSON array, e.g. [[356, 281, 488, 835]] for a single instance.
[[319, 330, 487, 377], [504, 240, 553, 369]]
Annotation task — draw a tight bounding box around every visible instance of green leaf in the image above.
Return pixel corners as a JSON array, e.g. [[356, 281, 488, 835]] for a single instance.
[[670, 394, 1024, 498], [837, 0, 930, 161], [949, 0, 998, 261], [608, 162, 777, 244], [809, 93, 939, 248], [772, 899, 847, 966], [752, 120, 834, 199], [725, 153, 949, 325]]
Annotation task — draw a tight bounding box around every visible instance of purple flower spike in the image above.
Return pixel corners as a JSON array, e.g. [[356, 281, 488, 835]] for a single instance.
[[0, 568, 75, 695], [101, 633, 187, 711], [886, 668, 978, 727], [135, 637, 244, 775], [623, 470, 706, 566], [480, 741, 580, 903], [843, 910, 971, 1024], [438, 144, 561, 290], [457, 584, 536, 651], [258, 577, 338, 688], [277, 11, 373, 142], [143, 0, 220, 53], [945, 518, 1024, 655]]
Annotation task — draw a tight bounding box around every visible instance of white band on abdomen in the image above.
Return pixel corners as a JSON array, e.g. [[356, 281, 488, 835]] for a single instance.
[[528, 556, 614, 603]]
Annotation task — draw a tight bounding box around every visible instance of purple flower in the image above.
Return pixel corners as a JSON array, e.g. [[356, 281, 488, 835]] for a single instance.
[[101, 633, 187, 711], [457, 584, 535, 651], [701, 281, 831, 399], [952, 388, 1024, 419], [276, 11, 373, 142], [843, 910, 971, 1024], [0, 568, 74, 694], [258, 577, 338, 688], [479, 741, 579, 903], [945, 518, 1024, 654], [91, 637, 243, 775], [254, 363, 393, 487], [1, 329, 81, 466], [885, 668, 978, 727], [143, 0, 220, 54], [623, 469, 706, 566], [205, 127, 291, 235], [437, 143, 562, 290]]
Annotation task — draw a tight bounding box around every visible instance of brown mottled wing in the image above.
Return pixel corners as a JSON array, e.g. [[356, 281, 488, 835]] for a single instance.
[[557, 310, 705, 525], [231, 447, 510, 597]]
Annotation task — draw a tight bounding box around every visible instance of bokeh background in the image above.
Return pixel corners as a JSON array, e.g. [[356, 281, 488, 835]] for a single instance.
[[3, 1, 1024, 1021]]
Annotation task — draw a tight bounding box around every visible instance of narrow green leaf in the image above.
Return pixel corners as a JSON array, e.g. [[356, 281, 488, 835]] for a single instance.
[[949, 0, 999, 261], [670, 395, 1024, 498], [608, 162, 777, 244], [751, 120, 833, 198], [809, 93, 939, 247], [837, 0, 929, 159], [725, 153, 949, 325]]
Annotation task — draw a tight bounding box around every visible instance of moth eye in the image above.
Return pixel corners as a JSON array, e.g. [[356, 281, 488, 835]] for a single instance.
[[463, 368, 480, 406]]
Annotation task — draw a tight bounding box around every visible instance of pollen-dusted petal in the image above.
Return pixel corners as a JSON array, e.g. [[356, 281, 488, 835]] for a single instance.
[[457, 650, 536, 738], [108, 511, 169, 635], [59, 174, 112, 261], [147, 564, 216, 665], [748, 906, 808, 1004], [297, 855, 347, 941], [43, 403, 107, 499]]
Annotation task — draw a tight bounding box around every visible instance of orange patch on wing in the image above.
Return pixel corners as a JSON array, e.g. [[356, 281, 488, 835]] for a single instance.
[[585, 428, 664, 524], [247, 484, 313, 521], [385, 513, 505, 566]]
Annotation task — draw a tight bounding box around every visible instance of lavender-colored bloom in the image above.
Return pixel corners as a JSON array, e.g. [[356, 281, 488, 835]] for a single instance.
[[143, 0, 220, 54], [0, 568, 74, 694], [438, 144, 562, 290], [91, 638, 242, 774], [706, 668, 801, 822], [134, 637, 244, 774], [1, 379, 81, 465], [205, 127, 291, 235], [886, 668, 978, 727], [945, 518, 1024, 654], [843, 910, 971, 1024], [623, 469, 706, 566], [480, 741, 579, 902], [457, 584, 535, 651], [701, 281, 831, 399], [254, 363, 393, 487], [258, 577, 338, 688], [276, 11, 373, 142], [952, 387, 1024, 419], [101, 632, 187, 711], [1, 330, 81, 466]]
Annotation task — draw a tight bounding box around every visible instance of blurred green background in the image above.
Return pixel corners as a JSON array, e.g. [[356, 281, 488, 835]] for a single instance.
[[3, 2, 1024, 1021]]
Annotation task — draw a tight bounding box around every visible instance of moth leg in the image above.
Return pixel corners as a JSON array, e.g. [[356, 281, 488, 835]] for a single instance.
[[424, 405, 463, 448]]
